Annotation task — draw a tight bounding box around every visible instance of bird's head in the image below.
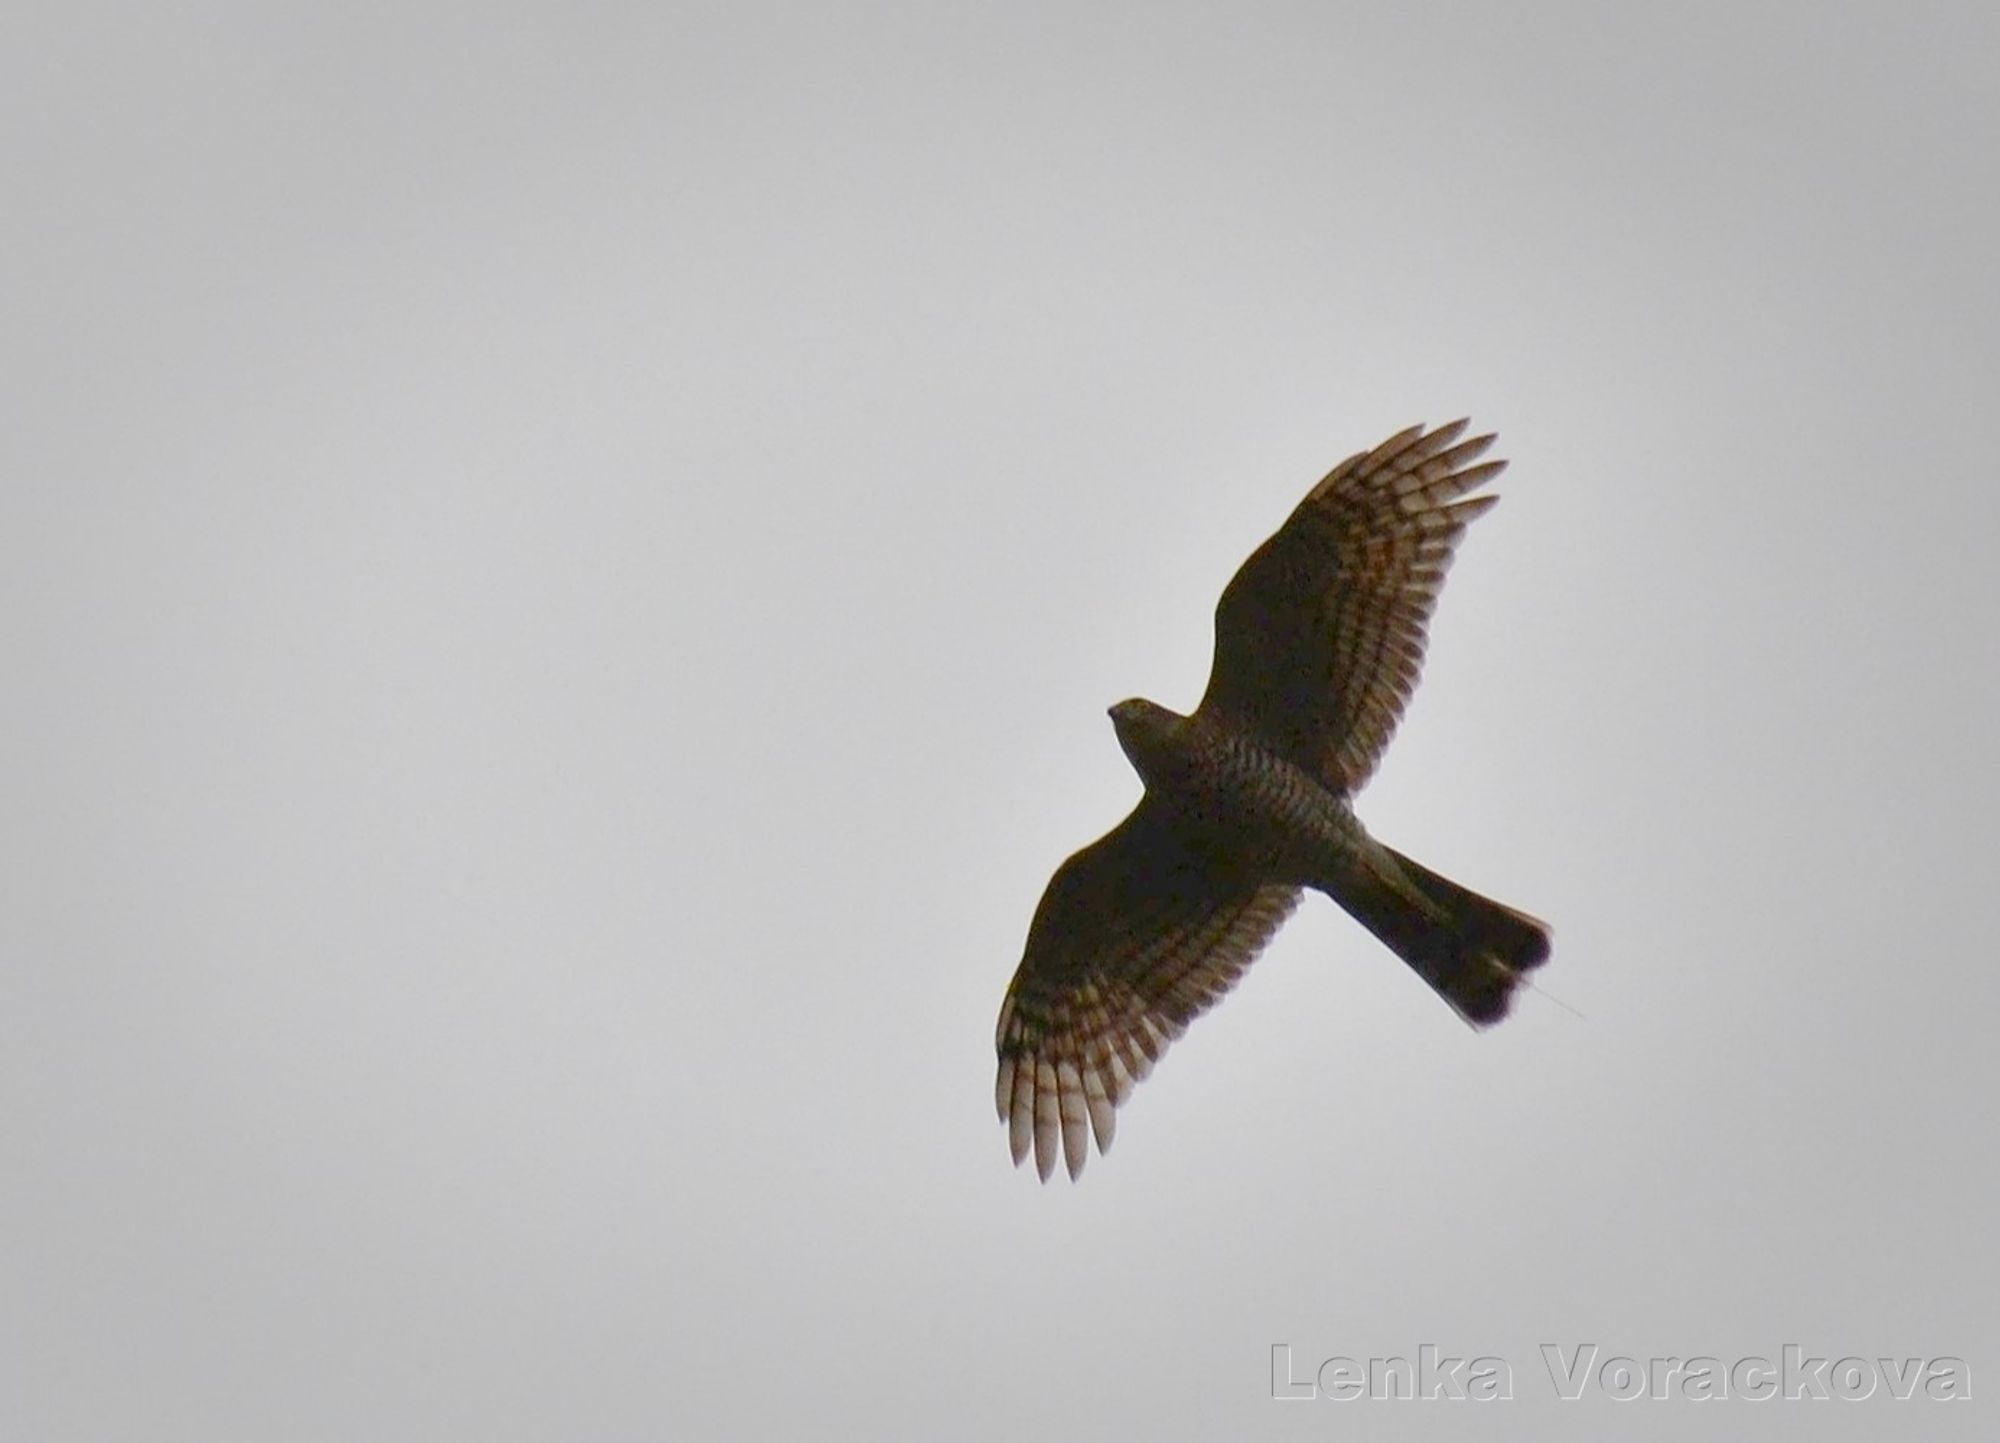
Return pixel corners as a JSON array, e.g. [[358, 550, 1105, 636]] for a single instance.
[[1108, 697, 1186, 781]]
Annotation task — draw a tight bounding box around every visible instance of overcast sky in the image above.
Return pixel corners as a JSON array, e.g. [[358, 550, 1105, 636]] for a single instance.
[[5, 3, 1996, 1440]]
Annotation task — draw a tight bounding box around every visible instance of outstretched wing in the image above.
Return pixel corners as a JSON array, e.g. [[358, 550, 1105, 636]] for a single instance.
[[995, 800, 1300, 1181], [1196, 419, 1505, 794]]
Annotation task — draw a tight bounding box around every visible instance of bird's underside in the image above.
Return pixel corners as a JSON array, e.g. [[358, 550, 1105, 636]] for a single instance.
[[995, 419, 1551, 1181]]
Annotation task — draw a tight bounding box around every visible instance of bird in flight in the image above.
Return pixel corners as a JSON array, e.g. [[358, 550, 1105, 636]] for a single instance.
[[995, 419, 1550, 1180]]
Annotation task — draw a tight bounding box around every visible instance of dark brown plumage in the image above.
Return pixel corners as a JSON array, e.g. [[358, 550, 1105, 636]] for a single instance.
[[995, 420, 1550, 1180]]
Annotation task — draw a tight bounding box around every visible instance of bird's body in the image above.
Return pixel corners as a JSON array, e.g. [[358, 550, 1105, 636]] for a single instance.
[[1108, 699, 1369, 886], [995, 419, 1552, 1180]]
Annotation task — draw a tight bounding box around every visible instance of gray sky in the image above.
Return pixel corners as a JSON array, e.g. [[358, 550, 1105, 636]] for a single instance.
[[5, 3, 1995, 1439]]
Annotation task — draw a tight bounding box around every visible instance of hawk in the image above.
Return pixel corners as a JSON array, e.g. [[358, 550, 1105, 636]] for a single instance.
[[995, 419, 1550, 1180]]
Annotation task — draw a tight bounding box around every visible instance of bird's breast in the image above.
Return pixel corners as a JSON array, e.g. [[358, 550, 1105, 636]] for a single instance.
[[1145, 722, 1363, 876]]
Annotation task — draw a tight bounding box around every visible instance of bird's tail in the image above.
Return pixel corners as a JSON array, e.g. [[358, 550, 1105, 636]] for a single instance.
[[1328, 844, 1551, 1026]]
